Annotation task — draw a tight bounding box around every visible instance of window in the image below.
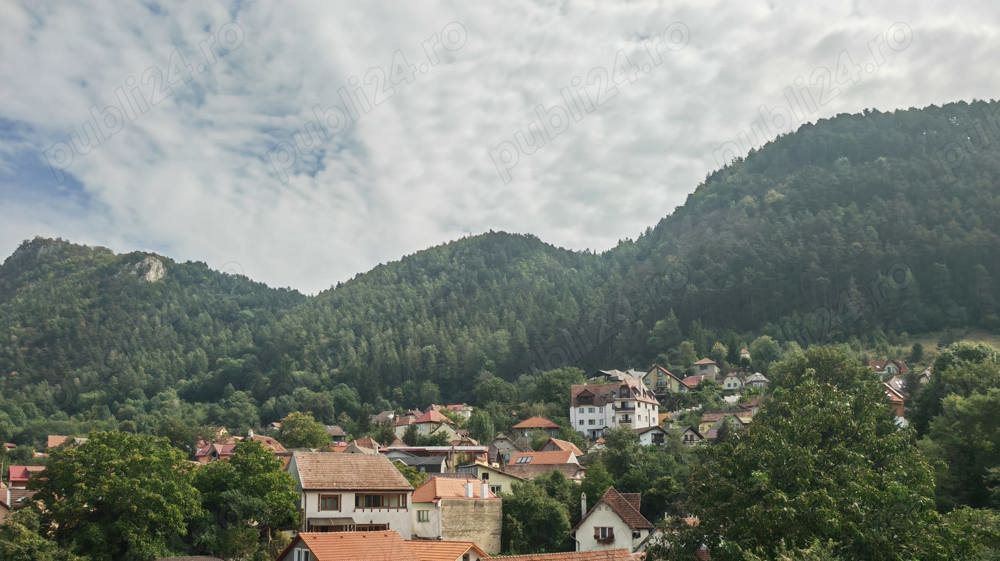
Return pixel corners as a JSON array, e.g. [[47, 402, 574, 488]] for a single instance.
[[355, 493, 407, 509], [481, 472, 489, 481], [417, 510, 430, 522], [632, 530, 642, 539], [490, 485, 502, 495], [588, 419, 595, 425], [578, 407, 584, 413], [579, 420, 585, 425], [516, 456, 532, 464], [588, 407, 595, 413], [319, 494, 340, 511], [594, 527, 615, 543], [293, 548, 312, 561]]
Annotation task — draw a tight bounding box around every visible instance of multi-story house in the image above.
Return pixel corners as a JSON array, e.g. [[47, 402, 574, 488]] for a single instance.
[[642, 365, 685, 396], [573, 487, 654, 553], [570, 370, 660, 440], [288, 452, 414, 536], [411, 477, 502, 554]]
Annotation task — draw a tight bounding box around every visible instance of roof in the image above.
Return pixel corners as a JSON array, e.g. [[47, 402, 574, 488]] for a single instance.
[[9, 465, 45, 482], [681, 375, 705, 388], [47, 435, 68, 449], [392, 454, 448, 467], [884, 383, 906, 404], [412, 476, 498, 502], [744, 372, 769, 384], [512, 416, 560, 429], [494, 550, 635, 561], [8, 488, 38, 507], [544, 437, 583, 455], [693, 358, 717, 365], [634, 425, 668, 436], [574, 487, 652, 532], [326, 425, 347, 437], [408, 540, 487, 561], [413, 410, 453, 425], [251, 434, 287, 453], [509, 450, 576, 465], [284, 531, 415, 561], [504, 462, 586, 481], [292, 452, 413, 491]]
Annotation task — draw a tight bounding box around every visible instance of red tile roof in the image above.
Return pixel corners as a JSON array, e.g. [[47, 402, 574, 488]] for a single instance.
[[512, 416, 560, 430], [408, 540, 487, 561], [693, 358, 717, 365], [681, 375, 705, 388], [412, 476, 497, 503], [251, 434, 287, 453], [291, 452, 412, 491], [285, 531, 416, 561], [574, 487, 652, 531], [8, 465, 44, 484], [543, 437, 583, 456], [414, 410, 453, 425], [494, 550, 635, 561], [509, 450, 576, 465]]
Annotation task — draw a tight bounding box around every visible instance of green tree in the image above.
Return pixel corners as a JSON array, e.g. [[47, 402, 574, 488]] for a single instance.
[[279, 411, 329, 449], [402, 424, 420, 446], [912, 342, 1000, 435], [0, 509, 85, 561], [749, 335, 782, 373], [393, 460, 429, 489], [663, 347, 940, 561], [501, 481, 571, 554], [191, 440, 298, 559], [920, 389, 1000, 510], [467, 410, 495, 443], [33, 432, 202, 561]]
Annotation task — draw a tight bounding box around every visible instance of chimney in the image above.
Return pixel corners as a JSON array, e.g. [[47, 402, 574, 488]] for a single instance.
[[581, 491, 587, 519], [247, 429, 254, 438], [481, 482, 490, 498], [465, 481, 474, 498]]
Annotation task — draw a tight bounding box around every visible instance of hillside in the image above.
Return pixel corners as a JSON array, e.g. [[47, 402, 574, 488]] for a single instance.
[[1, 100, 999, 441]]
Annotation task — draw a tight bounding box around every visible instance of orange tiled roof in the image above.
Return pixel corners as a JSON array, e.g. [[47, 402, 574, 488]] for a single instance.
[[251, 434, 287, 453], [693, 358, 717, 365], [290, 531, 416, 561], [544, 437, 583, 456], [412, 476, 497, 503], [493, 549, 635, 561], [292, 452, 412, 491], [509, 450, 575, 465], [598, 488, 653, 530], [512, 416, 560, 429], [47, 435, 68, 449], [413, 410, 453, 425], [408, 540, 486, 561]]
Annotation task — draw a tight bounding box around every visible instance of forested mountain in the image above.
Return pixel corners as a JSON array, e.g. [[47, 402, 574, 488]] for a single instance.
[[1, 100, 999, 441]]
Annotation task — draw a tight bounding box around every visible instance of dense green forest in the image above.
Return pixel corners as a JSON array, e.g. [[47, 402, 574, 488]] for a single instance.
[[1, 100, 998, 443]]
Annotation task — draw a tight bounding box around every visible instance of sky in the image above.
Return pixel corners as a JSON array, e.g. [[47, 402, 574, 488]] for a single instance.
[[1, 1, 998, 293]]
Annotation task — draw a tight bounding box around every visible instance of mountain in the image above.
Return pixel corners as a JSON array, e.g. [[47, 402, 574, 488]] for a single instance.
[[1, 100, 999, 441]]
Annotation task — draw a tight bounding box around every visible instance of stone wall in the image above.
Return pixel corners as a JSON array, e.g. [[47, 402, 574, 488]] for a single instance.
[[440, 498, 502, 554]]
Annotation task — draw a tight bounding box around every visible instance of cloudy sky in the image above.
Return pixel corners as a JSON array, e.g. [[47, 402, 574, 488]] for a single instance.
[[1, 1, 997, 293]]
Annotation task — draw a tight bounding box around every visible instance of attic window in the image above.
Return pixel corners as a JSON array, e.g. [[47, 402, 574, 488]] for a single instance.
[[517, 456, 532, 464]]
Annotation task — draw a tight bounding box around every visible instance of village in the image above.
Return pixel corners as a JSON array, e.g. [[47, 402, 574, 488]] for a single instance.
[[0, 349, 925, 561]]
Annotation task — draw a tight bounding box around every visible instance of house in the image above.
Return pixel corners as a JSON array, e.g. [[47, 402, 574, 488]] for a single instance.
[[372, 410, 398, 426], [8, 465, 44, 488], [540, 437, 583, 456], [868, 358, 909, 378], [692, 358, 720, 381], [488, 433, 526, 465], [194, 442, 238, 463], [885, 383, 907, 418], [411, 477, 502, 553], [721, 374, 744, 392], [46, 435, 87, 449], [288, 452, 414, 536], [573, 487, 653, 553], [429, 404, 475, 421], [634, 426, 669, 446], [326, 426, 348, 443], [570, 371, 659, 439], [276, 531, 488, 561], [455, 462, 526, 496], [511, 416, 561, 439], [388, 452, 449, 474], [679, 427, 705, 446], [698, 412, 747, 436], [382, 445, 489, 472], [743, 372, 770, 390], [679, 375, 707, 392], [396, 411, 460, 441], [504, 450, 585, 482], [495, 550, 634, 561], [643, 365, 685, 395]]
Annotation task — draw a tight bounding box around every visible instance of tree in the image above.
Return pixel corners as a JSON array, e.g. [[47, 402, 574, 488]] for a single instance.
[[912, 342, 1000, 435], [393, 461, 429, 489], [909, 342, 924, 364], [191, 440, 298, 559], [749, 335, 782, 372], [920, 389, 1000, 510], [402, 424, 420, 446], [579, 461, 614, 515], [935, 507, 1000, 560], [0, 509, 85, 561], [662, 347, 941, 561], [279, 411, 329, 449], [501, 481, 571, 554], [467, 410, 495, 443], [33, 432, 202, 561], [709, 342, 729, 367]]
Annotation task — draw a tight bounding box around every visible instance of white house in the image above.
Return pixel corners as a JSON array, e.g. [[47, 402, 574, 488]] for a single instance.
[[634, 426, 669, 446], [721, 374, 744, 391], [570, 370, 660, 440], [288, 452, 414, 536], [744, 372, 770, 390], [573, 487, 654, 553]]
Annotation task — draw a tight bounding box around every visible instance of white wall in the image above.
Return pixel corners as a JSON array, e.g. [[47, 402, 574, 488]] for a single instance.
[[300, 490, 414, 538], [575, 503, 649, 552]]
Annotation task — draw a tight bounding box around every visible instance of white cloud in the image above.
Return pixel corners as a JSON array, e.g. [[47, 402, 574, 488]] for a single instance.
[[1, 0, 998, 292]]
